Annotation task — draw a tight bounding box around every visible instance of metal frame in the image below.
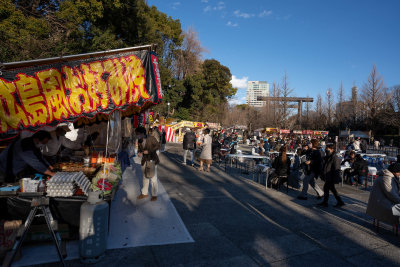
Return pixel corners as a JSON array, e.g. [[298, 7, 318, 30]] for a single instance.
[[1, 44, 157, 71], [2, 197, 66, 267]]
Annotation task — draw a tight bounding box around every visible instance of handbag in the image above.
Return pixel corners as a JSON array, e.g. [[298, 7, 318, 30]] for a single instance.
[[144, 160, 156, 178]]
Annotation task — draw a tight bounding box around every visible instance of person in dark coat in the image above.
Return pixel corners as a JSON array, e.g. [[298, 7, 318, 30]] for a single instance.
[[270, 145, 291, 188], [297, 139, 324, 200], [0, 131, 55, 183], [341, 150, 356, 184], [350, 154, 368, 186], [318, 144, 345, 207], [161, 129, 166, 152], [182, 128, 196, 166], [360, 139, 368, 153], [212, 135, 222, 162]]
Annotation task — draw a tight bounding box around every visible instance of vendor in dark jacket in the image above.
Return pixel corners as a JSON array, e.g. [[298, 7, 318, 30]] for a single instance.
[[318, 144, 345, 208], [0, 131, 55, 183]]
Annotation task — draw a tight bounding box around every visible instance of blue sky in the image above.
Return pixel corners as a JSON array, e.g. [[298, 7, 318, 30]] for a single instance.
[[148, 0, 400, 105]]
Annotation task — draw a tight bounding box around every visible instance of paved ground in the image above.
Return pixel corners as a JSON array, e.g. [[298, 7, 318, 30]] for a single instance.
[[39, 143, 400, 266]]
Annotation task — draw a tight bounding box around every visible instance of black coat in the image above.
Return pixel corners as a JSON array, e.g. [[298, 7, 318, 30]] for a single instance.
[[321, 153, 341, 184], [306, 149, 323, 176], [353, 157, 368, 177], [272, 155, 291, 177], [183, 132, 196, 150]]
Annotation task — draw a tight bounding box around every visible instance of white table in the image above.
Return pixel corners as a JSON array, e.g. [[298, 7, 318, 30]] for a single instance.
[[360, 153, 387, 158], [340, 165, 378, 187]]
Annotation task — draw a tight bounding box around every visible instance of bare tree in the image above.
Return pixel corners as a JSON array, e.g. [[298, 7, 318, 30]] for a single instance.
[[304, 95, 312, 129], [360, 64, 386, 127], [174, 27, 207, 79], [336, 81, 345, 124], [325, 88, 334, 125], [271, 81, 280, 126], [314, 94, 324, 128], [280, 71, 294, 128], [379, 85, 400, 134]]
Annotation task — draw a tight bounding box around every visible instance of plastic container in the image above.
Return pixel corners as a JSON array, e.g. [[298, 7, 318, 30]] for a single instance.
[[83, 157, 90, 167], [38, 180, 45, 192], [79, 191, 109, 263], [20, 178, 31, 192]]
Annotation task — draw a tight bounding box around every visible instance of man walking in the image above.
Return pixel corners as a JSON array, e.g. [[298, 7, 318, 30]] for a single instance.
[[297, 139, 324, 200], [183, 128, 196, 166], [318, 144, 345, 207]]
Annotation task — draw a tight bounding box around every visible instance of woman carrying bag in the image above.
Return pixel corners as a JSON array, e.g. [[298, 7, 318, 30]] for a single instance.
[[136, 127, 160, 202], [318, 144, 345, 208], [198, 128, 212, 172], [270, 145, 291, 189]]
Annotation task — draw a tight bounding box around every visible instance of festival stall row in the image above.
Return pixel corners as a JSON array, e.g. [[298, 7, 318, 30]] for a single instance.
[[264, 128, 329, 137], [0, 45, 162, 262]]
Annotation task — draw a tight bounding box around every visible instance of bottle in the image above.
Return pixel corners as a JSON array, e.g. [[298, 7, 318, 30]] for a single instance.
[[79, 191, 109, 263], [38, 179, 45, 192]]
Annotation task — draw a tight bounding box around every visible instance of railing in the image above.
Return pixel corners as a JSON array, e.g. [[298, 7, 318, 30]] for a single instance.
[[337, 141, 400, 157]]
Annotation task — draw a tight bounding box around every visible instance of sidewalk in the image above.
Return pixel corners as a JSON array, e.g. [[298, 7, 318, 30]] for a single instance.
[[37, 143, 400, 266]]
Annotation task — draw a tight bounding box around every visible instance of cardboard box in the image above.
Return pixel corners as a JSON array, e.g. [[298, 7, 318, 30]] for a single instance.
[[0, 220, 22, 259]]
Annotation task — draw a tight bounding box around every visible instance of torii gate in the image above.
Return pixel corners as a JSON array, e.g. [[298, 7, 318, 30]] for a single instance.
[[257, 96, 314, 126]]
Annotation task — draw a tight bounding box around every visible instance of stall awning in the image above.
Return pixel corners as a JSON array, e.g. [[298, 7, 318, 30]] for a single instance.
[[0, 45, 162, 140]]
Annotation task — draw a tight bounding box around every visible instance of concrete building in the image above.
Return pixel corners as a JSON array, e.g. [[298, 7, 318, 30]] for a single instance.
[[246, 81, 269, 107]]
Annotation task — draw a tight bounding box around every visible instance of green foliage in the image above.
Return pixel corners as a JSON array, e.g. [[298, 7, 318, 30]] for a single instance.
[[0, 0, 182, 62], [175, 107, 191, 121]]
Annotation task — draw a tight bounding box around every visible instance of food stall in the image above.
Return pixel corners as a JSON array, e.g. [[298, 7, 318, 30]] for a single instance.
[[0, 44, 162, 263], [166, 120, 204, 143]]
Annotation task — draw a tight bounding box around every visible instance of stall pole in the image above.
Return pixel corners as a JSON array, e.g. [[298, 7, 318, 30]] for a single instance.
[[102, 119, 110, 191]]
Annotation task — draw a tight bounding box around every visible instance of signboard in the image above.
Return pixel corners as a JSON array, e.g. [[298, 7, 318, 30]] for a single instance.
[[148, 111, 154, 123], [302, 130, 314, 135], [314, 131, 329, 135], [279, 129, 290, 134], [266, 128, 278, 132], [194, 122, 204, 128], [293, 130, 302, 134], [0, 49, 162, 139]]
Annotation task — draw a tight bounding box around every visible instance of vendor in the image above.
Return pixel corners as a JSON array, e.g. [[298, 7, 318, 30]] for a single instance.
[[42, 123, 81, 163], [0, 131, 55, 183]]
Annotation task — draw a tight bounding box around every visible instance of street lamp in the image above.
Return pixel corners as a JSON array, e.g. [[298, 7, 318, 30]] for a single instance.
[[167, 102, 170, 118]]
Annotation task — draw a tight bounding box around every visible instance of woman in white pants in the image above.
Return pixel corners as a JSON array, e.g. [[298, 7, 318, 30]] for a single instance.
[[136, 127, 160, 201]]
